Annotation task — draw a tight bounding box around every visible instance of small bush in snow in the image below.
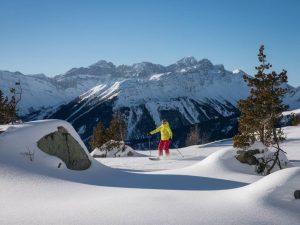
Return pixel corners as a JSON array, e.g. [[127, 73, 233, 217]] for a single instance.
[[20, 147, 35, 162], [255, 148, 289, 175], [236, 141, 289, 175]]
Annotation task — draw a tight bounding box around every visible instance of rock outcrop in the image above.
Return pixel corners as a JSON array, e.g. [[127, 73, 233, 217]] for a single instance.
[[235, 142, 289, 174], [295, 190, 300, 199], [235, 149, 260, 165], [91, 140, 142, 158], [37, 126, 91, 170]]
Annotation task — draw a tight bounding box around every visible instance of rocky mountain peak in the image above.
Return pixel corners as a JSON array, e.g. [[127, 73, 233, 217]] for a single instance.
[[89, 60, 115, 69], [176, 56, 198, 67], [131, 62, 165, 76], [197, 59, 214, 70]]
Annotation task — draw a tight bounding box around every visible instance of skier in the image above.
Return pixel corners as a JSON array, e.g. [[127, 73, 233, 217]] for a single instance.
[[147, 119, 172, 157]]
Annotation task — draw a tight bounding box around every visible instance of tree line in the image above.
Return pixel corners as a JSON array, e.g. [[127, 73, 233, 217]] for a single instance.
[[0, 81, 22, 124], [89, 114, 127, 154]]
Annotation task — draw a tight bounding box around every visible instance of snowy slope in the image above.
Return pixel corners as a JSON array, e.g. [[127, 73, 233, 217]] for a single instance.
[[0, 71, 67, 116], [0, 70, 112, 116], [99, 126, 300, 179], [0, 120, 299, 225], [0, 62, 119, 116]]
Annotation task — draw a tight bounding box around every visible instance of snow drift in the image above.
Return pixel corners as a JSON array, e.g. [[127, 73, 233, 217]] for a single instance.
[[0, 120, 300, 225]]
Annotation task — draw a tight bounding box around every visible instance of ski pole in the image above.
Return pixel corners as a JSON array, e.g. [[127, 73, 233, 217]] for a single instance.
[[148, 136, 151, 157], [174, 144, 184, 158]]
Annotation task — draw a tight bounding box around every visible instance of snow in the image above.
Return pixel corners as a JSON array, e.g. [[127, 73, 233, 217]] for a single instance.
[[149, 73, 165, 81], [282, 108, 300, 116], [0, 70, 116, 115], [79, 81, 122, 102], [0, 120, 300, 224], [77, 125, 86, 134]]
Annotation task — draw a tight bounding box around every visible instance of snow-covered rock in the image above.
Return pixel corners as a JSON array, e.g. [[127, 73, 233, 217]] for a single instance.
[[91, 140, 143, 158], [37, 126, 91, 170], [235, 141, 290, 175], [0, 119, 93, 171]]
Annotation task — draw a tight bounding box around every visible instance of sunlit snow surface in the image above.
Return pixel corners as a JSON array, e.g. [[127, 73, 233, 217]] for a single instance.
[[0, 120, 299, 225]]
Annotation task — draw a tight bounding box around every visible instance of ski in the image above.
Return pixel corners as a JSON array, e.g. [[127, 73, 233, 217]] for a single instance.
[[149, 157, 160, 161]]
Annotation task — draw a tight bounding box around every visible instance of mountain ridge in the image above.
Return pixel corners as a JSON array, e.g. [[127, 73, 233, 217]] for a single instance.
[[1, 57, 300, 149], [0, 57, 248, 116]]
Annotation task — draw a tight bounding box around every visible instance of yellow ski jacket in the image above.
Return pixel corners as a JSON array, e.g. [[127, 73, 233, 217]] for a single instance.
[[150, 122, 173, 141]]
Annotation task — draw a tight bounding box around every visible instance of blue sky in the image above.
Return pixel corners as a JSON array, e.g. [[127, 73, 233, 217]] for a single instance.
[[0, 0, 299, 86]]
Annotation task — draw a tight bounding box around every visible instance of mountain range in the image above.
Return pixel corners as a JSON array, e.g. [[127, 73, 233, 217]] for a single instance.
[[1, 57, 300, 149]]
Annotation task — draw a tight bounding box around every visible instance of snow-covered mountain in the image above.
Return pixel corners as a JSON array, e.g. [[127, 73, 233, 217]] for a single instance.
[[1, 57, 300, 149], [48, 58, 247, 147], [0, 70, 107, 117], [0, 60, 172, 116]]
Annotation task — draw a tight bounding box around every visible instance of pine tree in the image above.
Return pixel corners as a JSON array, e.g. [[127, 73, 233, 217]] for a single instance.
[[106, 114, 127, 141], [9, 80, 22, 124], [89, 122, 108, 150], [0, 89, 8, 124], [0, 81, 22, 124], [89, 114, 128, 155], [234, 45, 288, 174], [0, 89, 16, 124]]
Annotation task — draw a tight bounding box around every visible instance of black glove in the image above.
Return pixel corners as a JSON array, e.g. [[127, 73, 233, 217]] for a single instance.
[[147, 132, 151, 136]]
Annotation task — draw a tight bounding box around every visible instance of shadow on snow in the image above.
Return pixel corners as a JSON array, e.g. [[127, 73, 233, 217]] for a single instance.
[[48, 162, 249, 191], [0, 157, 248, 191]]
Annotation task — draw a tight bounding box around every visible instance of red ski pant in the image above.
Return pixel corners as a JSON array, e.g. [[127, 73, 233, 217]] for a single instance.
[[158, 140, 170, 156]]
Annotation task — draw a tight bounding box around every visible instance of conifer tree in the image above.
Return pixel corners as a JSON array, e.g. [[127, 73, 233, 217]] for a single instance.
[[0, 87, 20, 124], [89, 114, 128, 155], [0, 89, 9, 124], [89, 122, 108, 150], [234, 45, 288, 174], [9, 80, 22, 124], [107, 114, 127, 141]]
